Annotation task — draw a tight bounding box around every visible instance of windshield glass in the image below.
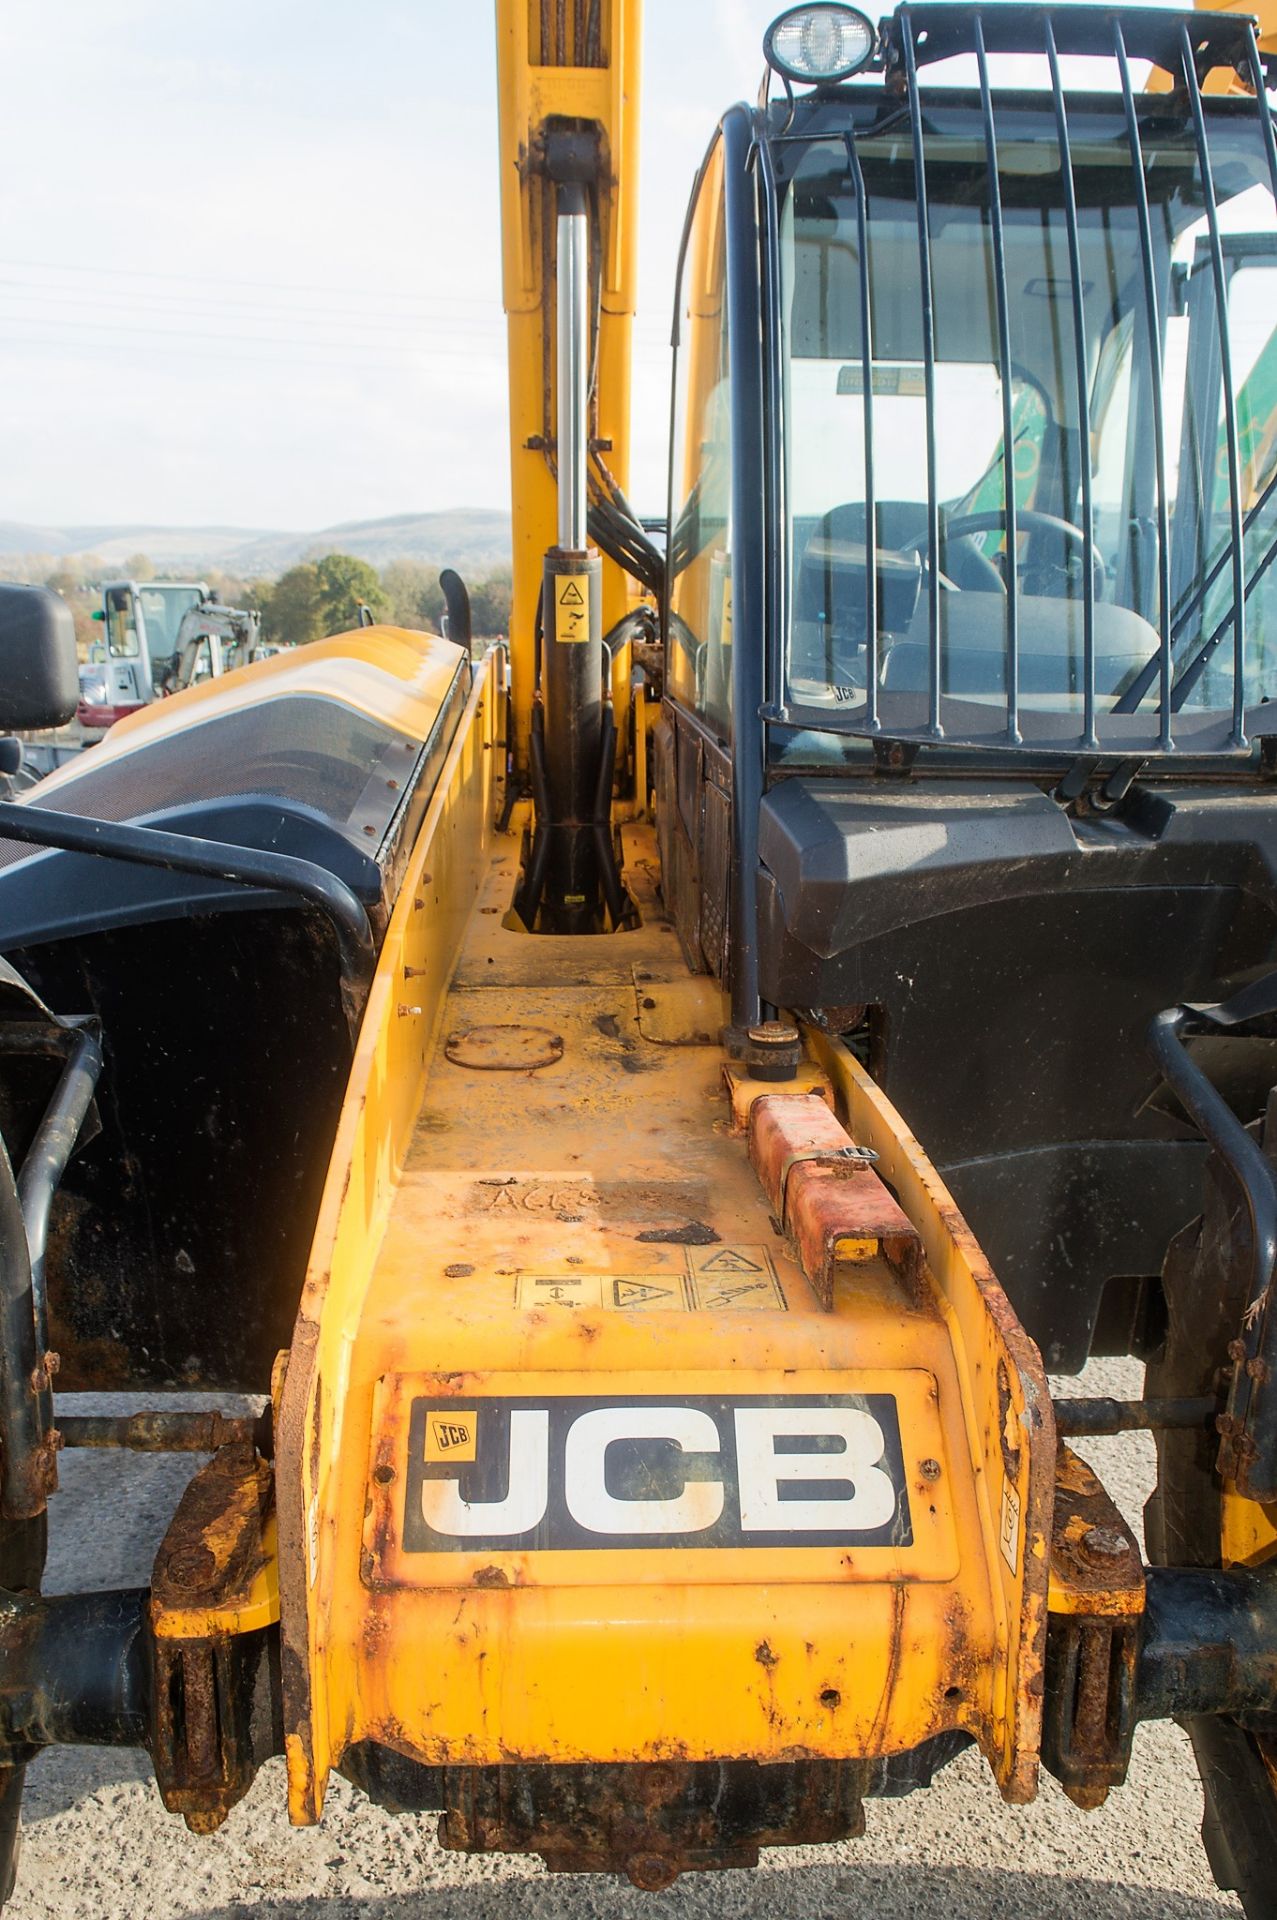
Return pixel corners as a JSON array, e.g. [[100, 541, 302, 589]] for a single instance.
[[779, 94, 1277, 750], [137, 585, 204, 663]]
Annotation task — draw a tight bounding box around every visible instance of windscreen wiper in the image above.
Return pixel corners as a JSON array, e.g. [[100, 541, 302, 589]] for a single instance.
[[1114, 463, 1277, 716], [1167, 526, 1277, 712]]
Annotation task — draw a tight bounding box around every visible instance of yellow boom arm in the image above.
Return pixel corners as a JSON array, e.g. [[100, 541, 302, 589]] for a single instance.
[[495, 0, 642, 776]]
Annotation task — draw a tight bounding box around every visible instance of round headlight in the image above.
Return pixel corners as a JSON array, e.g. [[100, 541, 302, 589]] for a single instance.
[[764, 4, 876, 85]]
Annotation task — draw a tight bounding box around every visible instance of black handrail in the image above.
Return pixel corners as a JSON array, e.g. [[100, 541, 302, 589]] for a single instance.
[[16, 1022, 102, 1364], [0, 801, 375, 1019], [1148, 976, 1277, 1502]]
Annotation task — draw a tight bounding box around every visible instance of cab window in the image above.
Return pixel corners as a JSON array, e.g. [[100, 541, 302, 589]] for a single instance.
[[667, 138, 733, 739]]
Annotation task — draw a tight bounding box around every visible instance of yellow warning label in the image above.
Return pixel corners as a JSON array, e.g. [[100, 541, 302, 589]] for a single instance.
[[554, 572, 591, 643], [687, 1244, 786, 1312], [424, 1411, 477, 1463]]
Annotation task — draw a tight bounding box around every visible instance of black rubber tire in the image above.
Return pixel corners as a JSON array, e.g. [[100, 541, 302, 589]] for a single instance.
[[1193, 1717, 1277, 1917], [1145, 1156, 1277, 1918]]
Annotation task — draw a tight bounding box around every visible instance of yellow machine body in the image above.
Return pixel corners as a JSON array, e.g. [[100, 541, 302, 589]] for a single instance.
[[273, 648, 1054, 1822]]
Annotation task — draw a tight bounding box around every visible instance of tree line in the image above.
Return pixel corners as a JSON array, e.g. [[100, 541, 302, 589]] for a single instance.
[[253, 555, 513, 648], [5, 549, 513, 656]]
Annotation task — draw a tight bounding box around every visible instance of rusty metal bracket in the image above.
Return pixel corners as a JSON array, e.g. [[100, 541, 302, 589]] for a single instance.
[[1042, 1445, 1145, 1809], [150, 1442, 281, 1832]]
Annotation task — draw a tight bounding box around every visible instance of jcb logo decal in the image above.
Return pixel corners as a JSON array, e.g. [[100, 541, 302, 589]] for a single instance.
[[402, 1394, 911, 1552], [424, 1413, 476, 1462]]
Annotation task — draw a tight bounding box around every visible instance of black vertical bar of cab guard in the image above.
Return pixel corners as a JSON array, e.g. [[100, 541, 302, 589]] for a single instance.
[[1044, 16, 1098, 750], [1115, 19, 1173, 752], [755, 126, 787, 728], [901, 10, 943, 737], [973, 14, 1020, 743], [1245, 23, 1277, 735], [723, 104, 765, 1036], [1246, 20, 1277, 224], [1179, 22, 1247, 743], [842, 129, 879, 730]]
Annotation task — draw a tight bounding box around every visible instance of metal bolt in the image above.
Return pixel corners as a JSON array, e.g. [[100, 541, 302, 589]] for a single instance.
[[920, 1458, 941, 1482], [748, 1020, 800, 1046], [1079, 1524, 1127, 1565], [165, 1546, 218, 1592], [626, 1854, 679, 1893]]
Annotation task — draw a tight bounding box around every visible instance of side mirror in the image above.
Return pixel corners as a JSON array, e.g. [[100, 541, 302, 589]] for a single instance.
[[0, 585, 80, 731]]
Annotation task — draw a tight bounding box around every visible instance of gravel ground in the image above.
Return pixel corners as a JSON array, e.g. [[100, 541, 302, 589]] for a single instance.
[[2, 1359, 1240, 1920]]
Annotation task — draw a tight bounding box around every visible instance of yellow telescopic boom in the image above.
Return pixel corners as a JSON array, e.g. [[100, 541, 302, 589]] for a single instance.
[[494, 0, 642, 779]]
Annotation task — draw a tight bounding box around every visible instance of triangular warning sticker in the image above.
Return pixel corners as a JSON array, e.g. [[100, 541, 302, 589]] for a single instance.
[[699, 1247, 765, 1274], [614, 1279, 675, 1306], [559, 580, 585, 606], [702, 1282, 768, 1306]]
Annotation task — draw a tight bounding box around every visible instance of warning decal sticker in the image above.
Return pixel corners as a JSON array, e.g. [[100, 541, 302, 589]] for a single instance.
[[612, 1276, 690, 1310], [554, 572, 591, 643], [513, 1248, 786, 1312], [687, 1245, 786, 1312], [515, 1273, 688, 1310]]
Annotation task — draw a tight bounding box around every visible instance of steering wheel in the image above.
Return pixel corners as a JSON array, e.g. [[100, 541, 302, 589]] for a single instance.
[[928, 508, 1105, 599]]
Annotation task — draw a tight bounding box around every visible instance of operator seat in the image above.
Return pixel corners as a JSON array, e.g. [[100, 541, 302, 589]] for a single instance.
[[879, 591, 1161, 699], [792, 502, 1005, 684]]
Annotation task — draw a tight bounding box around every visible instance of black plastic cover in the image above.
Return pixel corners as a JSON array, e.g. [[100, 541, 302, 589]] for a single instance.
[[758, 775, 1277, 1368]]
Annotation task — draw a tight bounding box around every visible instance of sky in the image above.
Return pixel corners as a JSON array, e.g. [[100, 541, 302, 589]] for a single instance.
[[0, 0, 767, 532]]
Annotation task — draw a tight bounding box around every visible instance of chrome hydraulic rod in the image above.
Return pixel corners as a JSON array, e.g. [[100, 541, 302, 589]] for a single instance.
[[556, 183, 589, 554]]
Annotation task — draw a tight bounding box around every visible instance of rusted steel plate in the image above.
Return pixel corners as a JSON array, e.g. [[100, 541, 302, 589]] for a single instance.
[[1047, 1444, 1144, 1619], [445, 1025, 565, 1071]]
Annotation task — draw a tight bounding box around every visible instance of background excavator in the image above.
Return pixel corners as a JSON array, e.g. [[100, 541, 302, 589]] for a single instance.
[[0, 0, 1272, 1911]]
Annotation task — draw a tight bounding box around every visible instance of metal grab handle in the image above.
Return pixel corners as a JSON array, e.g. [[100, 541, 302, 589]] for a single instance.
[[0, 800, 375, 1021], [1147, 973, 1277, 1500]]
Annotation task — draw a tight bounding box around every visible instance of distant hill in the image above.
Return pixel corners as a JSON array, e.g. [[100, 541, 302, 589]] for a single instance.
[[0, 510, 512, 578]]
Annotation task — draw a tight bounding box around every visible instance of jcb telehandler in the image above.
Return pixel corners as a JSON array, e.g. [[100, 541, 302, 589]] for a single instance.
[[0, 0, 1273, 1908]]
